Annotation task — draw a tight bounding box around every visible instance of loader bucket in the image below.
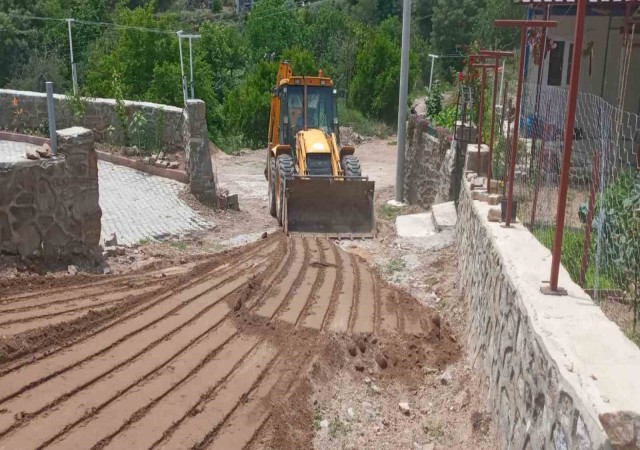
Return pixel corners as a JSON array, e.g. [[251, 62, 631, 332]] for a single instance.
[[284, 177, 376, 238]]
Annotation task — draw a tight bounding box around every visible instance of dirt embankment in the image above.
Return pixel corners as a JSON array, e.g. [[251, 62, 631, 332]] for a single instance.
[[0, 233, 457, 450]]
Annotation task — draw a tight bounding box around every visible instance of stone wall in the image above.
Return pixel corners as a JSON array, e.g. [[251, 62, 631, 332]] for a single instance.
[[1, 89, 217, 203], [0, 128, 101, 257], [456, 178, 640, 449], [0, 89, 186, 151], [403, 115, 453, 207]]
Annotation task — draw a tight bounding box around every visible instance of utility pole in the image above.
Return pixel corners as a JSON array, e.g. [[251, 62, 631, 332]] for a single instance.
[[428, 54, 439, 92], [498, 59, 505, 107], [176, 31, 188, 105], [394, 0, 412, 203], [182, 34, 201, 99], [66, 19, 78, 95]]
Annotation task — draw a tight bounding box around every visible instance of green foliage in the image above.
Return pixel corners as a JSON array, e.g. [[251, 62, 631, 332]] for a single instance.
[[431, 0, 477, 77], [129, 111, 148, 150], [432, 105, 456, 130], [112, 71, 129, 146], [7, 52, 70, 93], [246, 0, 301, 61], [210, 0, 221, 12], [282, 48, 317, 76], [349, 17, 418, 124], [222, 61, 278, 149], [337, 99, 390, 138], [425, 82, 443, 119], [65, 89, 88, 124], [474, 0, 523, 49]]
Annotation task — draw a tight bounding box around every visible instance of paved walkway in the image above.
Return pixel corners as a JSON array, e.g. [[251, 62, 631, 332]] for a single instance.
[[1, 140, 213, 246], [99, 161, 212, 245]]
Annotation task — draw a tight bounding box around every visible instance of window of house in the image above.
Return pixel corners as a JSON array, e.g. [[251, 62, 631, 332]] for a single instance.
[[545, 39, 573, 87]]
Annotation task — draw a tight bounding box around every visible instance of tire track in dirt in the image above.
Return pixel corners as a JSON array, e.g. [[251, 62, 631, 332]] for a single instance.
[[301, 239, 338, 330], [0, 246, 275, 408], [0, 235, 456, 450], [328, 249, 355, 333], [0, 239, 276, 372]]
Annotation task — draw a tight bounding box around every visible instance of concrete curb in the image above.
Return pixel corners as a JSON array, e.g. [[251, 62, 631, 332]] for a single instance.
[[0, 131, 50, 146], [96, 151, 189, 184]]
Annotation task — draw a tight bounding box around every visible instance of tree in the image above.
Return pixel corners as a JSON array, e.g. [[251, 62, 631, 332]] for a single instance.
[[282, 48, 317, 76], [198, 22, 246, 100], [222, 61, 278, 147], [474, 0, 523, 50], [246, 0, 301, 61], [349, 17, 417, 124], [431, 0, 478, 78], [7, 51, 70, 92]]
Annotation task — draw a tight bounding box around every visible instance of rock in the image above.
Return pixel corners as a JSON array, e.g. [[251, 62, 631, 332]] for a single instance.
[[319, 419, 329, 430], [375, 353, 388, 369], [471, 189, 487, 200], [599, 411, 640, 449], [364, 377, 372, 385], [168, 161, 180, 169], [439, 369, 453, 385], [347, 408, 354, 419], [103, 266, 111, 275], [356, 337, 366, 354], [150, 154, 158, 164], [37, 144, 51, 158], [105, 232, 118, 247], [355, 364, 365, 372], [67, 265, 78, 276], [455, 389, 470, 410], [423, 444, 435, 450], [431, 312, 441, 328], [371, 384, 381, 394], [347, 342, 358, 357], [143, 157, 151, 165], [398, 402, 411, 416], [487, 207, 501, 222], [261, 231, 268, 239], [115, 246, 126, 256], [26, 147, 40, 160], [158, 151, 166, 160], [104, 246, 118, 257]]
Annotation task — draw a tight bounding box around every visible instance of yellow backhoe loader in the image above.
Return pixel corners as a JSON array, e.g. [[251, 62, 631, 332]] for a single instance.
[[265, 61, 375, 237]]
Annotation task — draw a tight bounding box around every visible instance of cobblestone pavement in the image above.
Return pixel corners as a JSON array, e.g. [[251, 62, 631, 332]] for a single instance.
[[99, 161, 213, 245], [1, 140, 213, 246]]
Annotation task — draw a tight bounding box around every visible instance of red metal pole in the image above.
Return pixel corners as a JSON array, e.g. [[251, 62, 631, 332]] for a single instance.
[[477, 66, 487, 177], [504, 98, 512, 197], [579, 151, 601, 288], [504, 29, 528, 226], [549, 0, 587, 292], [487, 61, 500, 193]]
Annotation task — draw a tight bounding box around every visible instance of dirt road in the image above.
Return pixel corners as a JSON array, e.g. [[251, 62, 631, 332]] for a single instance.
[[0, 234, 456, 450]]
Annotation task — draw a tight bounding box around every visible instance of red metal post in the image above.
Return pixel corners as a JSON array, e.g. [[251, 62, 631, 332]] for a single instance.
[[549, 0, 587, 292], [479, 50, 514, 193], [477, 66, 487, 177], [494, 19, 557, 227], [504, 98, 512, 197], [579, 151, 601, 288], [504, 30, 527, 226]]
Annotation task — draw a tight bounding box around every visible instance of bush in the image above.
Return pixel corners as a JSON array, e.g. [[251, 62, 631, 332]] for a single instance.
[[338, 99, 390, 138]]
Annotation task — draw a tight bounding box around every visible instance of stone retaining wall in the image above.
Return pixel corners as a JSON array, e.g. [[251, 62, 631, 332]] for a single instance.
[[403, 115, 453, 207], [0, 128, 101, 257], [456, 179, 640, 449], [0, 89, 186, 151], [1, 90, 217, 204]]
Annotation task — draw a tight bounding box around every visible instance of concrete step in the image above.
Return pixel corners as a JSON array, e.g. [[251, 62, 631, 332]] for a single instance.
[[395, 213, 437, 238], [431, 201, 457, 231]]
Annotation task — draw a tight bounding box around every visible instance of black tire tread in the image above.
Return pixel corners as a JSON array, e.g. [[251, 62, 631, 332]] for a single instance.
[[342, 155, 362, 177]]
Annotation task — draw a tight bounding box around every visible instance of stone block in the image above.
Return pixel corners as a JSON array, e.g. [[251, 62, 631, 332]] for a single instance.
[[478, 192, 490, 203], [465, 144, 490, 177], [487, 194, 502, 206], [487, 207, 501, 222], [471, 189, 487, 201]]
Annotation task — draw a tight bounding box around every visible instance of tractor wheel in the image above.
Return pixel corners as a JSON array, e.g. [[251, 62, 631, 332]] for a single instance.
[[342, 155, 362, 178], [276, 154, 295, 226], [268, 157, 277, 218]]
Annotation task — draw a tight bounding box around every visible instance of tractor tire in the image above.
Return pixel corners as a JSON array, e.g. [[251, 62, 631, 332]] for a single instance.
[[342, 155, 362, 178], [268, 157, 277, 218], [276, 154, 295, 226]]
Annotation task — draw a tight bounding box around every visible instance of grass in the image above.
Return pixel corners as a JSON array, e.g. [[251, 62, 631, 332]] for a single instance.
[[532, 226, 618, 290], [338, 99, 391, 138], [169, 241, 188, 251], [384, 257, 406, 275], [328, 417, 351, 438], [387, 140, 397, 146], [424, 420, 445, 439], [313, 408, 323, 431], [138, 237, 151, 246], [379, 204, 402, 221]]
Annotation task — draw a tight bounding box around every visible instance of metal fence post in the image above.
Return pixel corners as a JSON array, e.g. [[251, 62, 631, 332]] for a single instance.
[[46, 82, 58, 155]]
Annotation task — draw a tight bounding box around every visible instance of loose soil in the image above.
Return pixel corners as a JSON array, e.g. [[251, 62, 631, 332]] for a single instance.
[[0, 234, 458, 449]]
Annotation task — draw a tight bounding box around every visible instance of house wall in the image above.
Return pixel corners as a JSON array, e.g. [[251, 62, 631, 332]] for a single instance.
[[527, 12, 640, 115]]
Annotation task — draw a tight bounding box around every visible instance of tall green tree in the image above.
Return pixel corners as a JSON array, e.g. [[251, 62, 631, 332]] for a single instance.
[[431, 0, 478, 77], [246, 0, 301, 61]]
